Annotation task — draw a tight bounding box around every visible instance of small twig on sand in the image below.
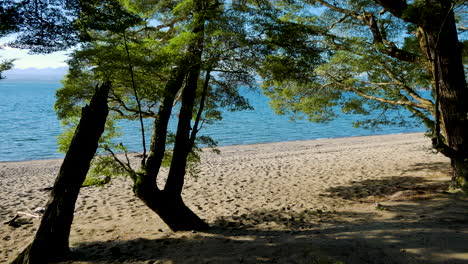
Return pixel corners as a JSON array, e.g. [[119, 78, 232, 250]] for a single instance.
[[17, 211, 40, 218]]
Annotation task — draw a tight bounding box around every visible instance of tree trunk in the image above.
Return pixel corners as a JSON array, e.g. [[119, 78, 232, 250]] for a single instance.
[[131, 0, 210, 231], [452, 158, 468, 191], [133, 185, 208, 231], [133, 64, 209, 231], [143, 66, 186, 186], [12, 82, 110, 264], [133, 62, 208, 231], [374, 0, 468, 192], [164, 51, 203, 195], [423, 5, 468, 192]]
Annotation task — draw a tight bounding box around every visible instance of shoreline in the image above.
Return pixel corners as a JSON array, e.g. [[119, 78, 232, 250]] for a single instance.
[[0, 131, 426, 164], [2, 132, 467, 264]]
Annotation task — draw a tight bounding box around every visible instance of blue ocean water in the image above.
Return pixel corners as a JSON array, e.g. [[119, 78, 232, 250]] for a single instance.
[[0, 80, 426, 162]]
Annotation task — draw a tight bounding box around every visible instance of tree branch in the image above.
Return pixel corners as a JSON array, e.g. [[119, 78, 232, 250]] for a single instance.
[[123, 32, 147, 166], [360, 11, 420, 63], [333, 80, 426, 109], [353, 88, 422, 108], [404, 104, 434, 129], [108, 93, 155, 117], [377, 61, 434, 110], [103, 146, 137, 181], [189, 68, 212, 150], [315, 0, 420, 62], [432, 138, 464, 159], [313, 0, 359, 18], [328, 14, 350, 30], [372, 0, 417, 23]]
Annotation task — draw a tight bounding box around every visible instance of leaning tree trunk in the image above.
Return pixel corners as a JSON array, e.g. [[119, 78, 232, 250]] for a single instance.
[[132, 0, 210, 231], [160, 35, 206, 230], [423, 5, 468, 192], [132, 65, 208, 231], [133, 76, 208, 231], [136, 64, 209, 231], [12, 82, 110, 264]]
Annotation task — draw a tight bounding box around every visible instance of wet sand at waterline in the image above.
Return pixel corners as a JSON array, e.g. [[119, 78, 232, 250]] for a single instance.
[[1, 133, 467, 263]]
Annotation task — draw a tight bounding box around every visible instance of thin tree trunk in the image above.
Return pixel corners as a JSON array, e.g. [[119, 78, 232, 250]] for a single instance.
[[136, 66, 186, 193], [12, 82, 110, 264], [132, 65, 208, 231], [189, 68, 212, 149], [133, 64, 210, 231], [164, 59, 203, 195], [132, 0, 210, 231]]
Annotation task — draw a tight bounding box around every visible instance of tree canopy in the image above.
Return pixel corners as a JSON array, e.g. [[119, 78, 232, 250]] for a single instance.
[[258, 0, 467, 190], [259, 0, 439, 128]]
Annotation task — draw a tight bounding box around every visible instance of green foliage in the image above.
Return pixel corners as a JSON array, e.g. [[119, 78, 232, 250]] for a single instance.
[[74, 0, 143, 42], [54, 0, 261, 183], [81, 175, 111, 187], [56, 120, 77, 153], [57, 115, 122, 154], [173, 0, 194, 17], [119, 0, 160, 17], [258, 1, 436, 130], [89, 155, 127, 178], [263, 79, 340, 122], [0, 3, 17, 79], [0, 59, 14, 79], [82, 147, 131, 188]]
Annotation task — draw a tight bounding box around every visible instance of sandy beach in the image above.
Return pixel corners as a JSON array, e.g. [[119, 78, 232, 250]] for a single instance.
[[1, 132, 467, 264]]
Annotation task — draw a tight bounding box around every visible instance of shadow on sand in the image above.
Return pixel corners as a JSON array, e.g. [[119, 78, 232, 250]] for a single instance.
[[64, 164, 467, 264]]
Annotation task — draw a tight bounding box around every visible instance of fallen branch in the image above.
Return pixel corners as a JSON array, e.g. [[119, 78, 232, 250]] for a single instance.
[[17, 211, 40, 218]]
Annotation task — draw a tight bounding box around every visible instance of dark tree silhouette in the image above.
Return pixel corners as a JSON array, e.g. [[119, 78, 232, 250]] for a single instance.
[[12, 82, 110, 264]]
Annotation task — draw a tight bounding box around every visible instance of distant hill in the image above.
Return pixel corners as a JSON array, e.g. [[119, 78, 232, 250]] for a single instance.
[[2, 67, 68, 82]]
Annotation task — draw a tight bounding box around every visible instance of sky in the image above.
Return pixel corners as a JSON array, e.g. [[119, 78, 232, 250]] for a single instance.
[[0, 46, 69, 69]]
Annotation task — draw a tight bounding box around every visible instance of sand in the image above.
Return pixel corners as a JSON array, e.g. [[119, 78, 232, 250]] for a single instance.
[[1, 132, 467, 264]]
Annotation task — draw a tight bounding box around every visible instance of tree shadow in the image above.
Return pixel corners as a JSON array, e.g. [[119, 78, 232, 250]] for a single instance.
[[324, 175, 448, 202], [64, 196, 468, 264], [66, 233, 342, 264], [63, 174, 467, 264], [403, 162, 451, 174]]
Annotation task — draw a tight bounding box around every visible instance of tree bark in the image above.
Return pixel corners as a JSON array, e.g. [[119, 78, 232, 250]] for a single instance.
[[12, 82, 110, 264], [133, 186, 208, 231], [164, 52, 203, 195], [421, 3, 468, 192], [141, 66, 187, 188]]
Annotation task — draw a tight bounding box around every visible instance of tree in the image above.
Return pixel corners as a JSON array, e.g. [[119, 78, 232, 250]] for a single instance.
[[373, 0, 468, 191], [12, 82, 111, 264], [258, 0, 467, 191], [6, 1, 138, 263], [56, 0, 257, 231]]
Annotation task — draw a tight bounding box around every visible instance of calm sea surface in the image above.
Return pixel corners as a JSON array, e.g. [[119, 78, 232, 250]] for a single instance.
[[0, 80, 426, 162]]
